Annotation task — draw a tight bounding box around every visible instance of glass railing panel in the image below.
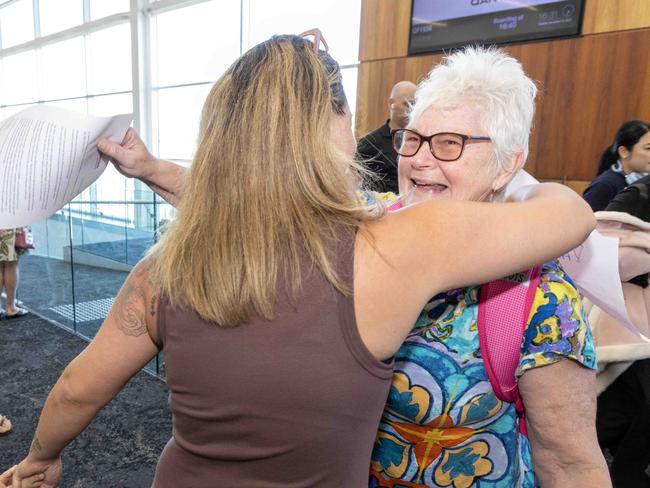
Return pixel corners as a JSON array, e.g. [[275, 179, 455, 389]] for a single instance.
[[68, 199, 163, 376], [17, 199, 167, 377], [18, 207, 76, 332], [69, 200, 130, 340]]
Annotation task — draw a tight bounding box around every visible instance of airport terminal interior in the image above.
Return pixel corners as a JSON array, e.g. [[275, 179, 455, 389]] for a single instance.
[[1, 0, 650, 486]]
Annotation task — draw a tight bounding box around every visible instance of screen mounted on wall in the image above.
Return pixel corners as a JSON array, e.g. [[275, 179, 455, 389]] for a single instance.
[[409, 0, 585, 55]]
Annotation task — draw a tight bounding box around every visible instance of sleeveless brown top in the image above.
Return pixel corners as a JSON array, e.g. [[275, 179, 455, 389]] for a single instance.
[[152, 228, 393, 487]]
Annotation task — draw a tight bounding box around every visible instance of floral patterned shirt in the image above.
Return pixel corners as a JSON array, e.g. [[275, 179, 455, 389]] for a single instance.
[[369, 260, 597, 488]]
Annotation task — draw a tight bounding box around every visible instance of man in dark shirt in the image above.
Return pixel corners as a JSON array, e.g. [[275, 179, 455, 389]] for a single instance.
[[357, 81, 416, 193]]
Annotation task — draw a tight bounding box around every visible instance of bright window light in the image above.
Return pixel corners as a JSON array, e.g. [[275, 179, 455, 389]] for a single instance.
[[152, 0, 240, 87], [87, 23, 132, 95], [90, 0, 130, 20], [88, 93, 133, 117], [39, 0, 84, 37], [247, 0, 362, 66], [1, 51, 38, 105], [40, 37, 86, 100], [0, 0, 35, 48], [42, 98, 88, 114], [154, 83, 212, 160]]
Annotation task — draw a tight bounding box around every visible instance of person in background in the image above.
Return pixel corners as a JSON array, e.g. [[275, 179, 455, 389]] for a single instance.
[[6, 34, 594, 487], [583, 120, 650, 211], [368, 47, 610, 488], [591, 175, 650, 487], [357, 80, 417, 193], [0, 228, 29, 319]]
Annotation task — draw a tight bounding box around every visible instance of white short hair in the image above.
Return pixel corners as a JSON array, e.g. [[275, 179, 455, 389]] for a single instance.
[[411, 46, 537, 173]]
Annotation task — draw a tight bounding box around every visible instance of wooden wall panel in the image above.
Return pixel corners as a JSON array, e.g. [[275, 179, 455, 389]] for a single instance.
[[355, 53, 442, 137], [582, 0, 650, 35], [565, 180, 591, 195], [355, 29, 650, 181], [358, 0, 410, 61], [506, 30, 650, 180]]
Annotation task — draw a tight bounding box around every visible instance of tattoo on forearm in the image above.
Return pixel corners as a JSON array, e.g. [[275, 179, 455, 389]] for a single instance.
[[30, 437, 42, 453], [114, 280, 147, 337]]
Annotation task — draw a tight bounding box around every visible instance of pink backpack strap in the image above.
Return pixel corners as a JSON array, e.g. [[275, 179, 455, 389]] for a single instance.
[[387, 199, 403, 212], [478, 266, 541, 436]]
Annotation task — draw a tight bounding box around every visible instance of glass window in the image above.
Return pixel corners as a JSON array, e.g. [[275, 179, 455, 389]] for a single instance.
[[90, 0, 130, 20], [152, 0, 240, 87], [0, 0, 34, 48], [1, 51, 39, 105], [0, 103, 38, 119], [40, 37, 86, 100], [246, 0, 362, 66], [88, 93, 133, 117], [39, 0, 84, 37], [22, 215, 76, 332], [42, 98, 88, 113], [154, 83, 212, 160], [87, 23, 132, 95], [94, 164, 128, 204]]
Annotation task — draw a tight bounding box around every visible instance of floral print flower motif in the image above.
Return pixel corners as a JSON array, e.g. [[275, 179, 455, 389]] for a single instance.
[[372, 432, 412, 479], [371, 258, 596, 487], [0, 229, 14, 258], [385, 381, 486, 483], [433, 440, 493, 488]]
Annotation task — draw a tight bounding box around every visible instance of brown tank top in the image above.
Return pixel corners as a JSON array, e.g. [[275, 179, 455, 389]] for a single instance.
[[152, 227, 393, 487]]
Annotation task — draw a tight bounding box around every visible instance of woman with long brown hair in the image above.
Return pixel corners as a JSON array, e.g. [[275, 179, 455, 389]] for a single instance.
[[7, 34, 594, 487]]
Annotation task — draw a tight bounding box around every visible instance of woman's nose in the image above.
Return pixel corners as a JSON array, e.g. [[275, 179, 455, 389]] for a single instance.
[[410, 141, 439, 169]]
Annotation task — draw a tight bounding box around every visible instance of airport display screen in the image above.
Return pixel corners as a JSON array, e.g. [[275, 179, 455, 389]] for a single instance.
[[409, 0, 584, 55]]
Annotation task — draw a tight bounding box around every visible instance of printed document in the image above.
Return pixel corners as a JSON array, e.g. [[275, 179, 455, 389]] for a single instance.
[[0, 105, 132, 228]]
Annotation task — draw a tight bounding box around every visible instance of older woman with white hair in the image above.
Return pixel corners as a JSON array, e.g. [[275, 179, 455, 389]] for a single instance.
[[368, 47, 610, 487]]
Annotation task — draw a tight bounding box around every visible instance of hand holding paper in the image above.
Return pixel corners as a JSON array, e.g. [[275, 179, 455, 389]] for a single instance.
[[0, 106, 132, 229], [98, 127, 158, 181]]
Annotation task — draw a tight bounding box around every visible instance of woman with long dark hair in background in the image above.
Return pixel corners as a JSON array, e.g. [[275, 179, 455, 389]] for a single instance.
[[583, 120, 650, 211]]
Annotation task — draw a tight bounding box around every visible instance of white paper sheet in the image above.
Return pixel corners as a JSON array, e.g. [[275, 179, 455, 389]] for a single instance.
[[506, 170, 643, 336], [0, 106, 132, 229]]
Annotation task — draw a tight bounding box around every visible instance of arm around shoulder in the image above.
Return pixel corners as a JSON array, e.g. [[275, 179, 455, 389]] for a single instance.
[[375, 182, 595, 299], [354, 183, 594, 360]]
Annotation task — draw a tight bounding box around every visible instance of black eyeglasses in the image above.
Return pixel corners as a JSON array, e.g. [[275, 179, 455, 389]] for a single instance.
[[392, 128, 491, 161]]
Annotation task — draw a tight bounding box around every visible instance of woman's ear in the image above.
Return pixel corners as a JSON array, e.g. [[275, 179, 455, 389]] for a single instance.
[[493, 151, 524, 192], [617, 146, 630, 160]]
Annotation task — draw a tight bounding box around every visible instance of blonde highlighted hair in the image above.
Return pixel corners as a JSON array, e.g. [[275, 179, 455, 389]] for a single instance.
[[149, 35, 373, 326]]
